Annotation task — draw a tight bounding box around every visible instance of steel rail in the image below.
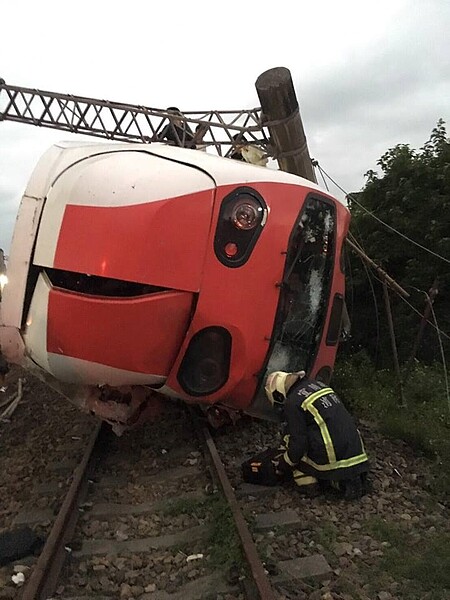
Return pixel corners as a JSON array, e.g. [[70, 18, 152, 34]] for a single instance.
[[20, 407, 274, 599], [200, 424, 276, 600], [21, 422, 104, 600]]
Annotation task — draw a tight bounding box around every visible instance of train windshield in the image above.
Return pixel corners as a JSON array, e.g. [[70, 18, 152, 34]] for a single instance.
[[267, 196, 336, 373]]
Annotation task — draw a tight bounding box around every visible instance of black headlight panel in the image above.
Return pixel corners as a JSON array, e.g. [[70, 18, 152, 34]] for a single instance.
[[214, 187, 267, 267], [177, 327, 232, 396]]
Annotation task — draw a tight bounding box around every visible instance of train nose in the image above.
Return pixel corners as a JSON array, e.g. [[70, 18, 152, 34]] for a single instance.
[[23, 149, 217, 385]]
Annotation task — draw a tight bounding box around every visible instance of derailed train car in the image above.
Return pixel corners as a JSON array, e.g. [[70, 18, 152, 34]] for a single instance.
[[0, 141, 349, 431]]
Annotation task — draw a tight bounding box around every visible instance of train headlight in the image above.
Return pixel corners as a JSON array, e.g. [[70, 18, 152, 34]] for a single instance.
[[214, 187, 267, 268], [231, 199, 260, 230]]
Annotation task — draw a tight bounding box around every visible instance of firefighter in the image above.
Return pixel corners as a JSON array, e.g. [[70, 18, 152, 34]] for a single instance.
[[265, 370, 369, 499]]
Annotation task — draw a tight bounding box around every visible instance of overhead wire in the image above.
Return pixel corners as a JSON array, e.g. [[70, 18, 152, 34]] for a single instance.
[[347, 232, 381, 363], [361, 256, 381, 363], [314, 162, 329, 191], [345, 228, 450, 341], [316, 164, 449, 340], [428, 298, 450, 414], [358, 265, 449, 408], [347, 231, 367, 255], [316, 161, 448, 405], [316, 163, 450, 266], [365, 269, 450, 342], [406, 285, 449, 414]]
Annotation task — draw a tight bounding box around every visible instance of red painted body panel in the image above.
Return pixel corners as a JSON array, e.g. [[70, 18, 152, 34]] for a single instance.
[[166, 181, 311, 407], [53, 190, 214, 292], [310, 200, 350, 379], [47, 289, 193, 375]]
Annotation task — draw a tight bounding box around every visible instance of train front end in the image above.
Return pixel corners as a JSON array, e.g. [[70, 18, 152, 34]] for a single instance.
[[0, 142, 350, 430]]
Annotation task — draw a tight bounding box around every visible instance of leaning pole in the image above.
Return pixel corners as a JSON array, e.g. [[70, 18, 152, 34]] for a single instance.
[[255, 66, 317, 183]]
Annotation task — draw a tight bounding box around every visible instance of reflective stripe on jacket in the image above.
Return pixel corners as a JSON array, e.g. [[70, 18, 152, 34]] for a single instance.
[[282, 378, 368, 480]]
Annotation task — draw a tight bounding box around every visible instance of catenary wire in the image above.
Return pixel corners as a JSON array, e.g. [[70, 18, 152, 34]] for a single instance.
[[405, 284, 449, 412], [346, 225, 450, 342], [321, 164, 449, 396], [362, 268, 449, 406], [314, 163, 329, 191], [429, 298, 450, 414], [361, 256, 381, 363], [347, 232, 381, 362], [346, 230, 450, 341], [316, 163, 450, 266], [367, 271, 450, 342]]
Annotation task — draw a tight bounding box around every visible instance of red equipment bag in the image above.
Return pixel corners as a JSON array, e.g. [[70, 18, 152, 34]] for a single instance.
[[241, 447, 284, 486]]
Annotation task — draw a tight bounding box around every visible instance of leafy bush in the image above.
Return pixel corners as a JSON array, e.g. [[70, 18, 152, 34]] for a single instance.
[[346, 120, 450, 365]]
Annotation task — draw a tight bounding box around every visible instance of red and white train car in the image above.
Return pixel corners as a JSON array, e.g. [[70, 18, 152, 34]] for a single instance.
[[0, 142, 349, 430]]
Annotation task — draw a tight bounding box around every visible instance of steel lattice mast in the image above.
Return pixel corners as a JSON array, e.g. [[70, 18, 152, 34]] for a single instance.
[[1, 68, 317, 182], [0, 79, 272, 158]]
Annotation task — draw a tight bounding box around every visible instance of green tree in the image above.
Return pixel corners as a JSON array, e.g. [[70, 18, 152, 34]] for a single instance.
[[345, 120, 450, 365]]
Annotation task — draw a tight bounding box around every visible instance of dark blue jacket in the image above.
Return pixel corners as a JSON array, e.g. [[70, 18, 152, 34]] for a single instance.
[[282, 378, 368, 480]]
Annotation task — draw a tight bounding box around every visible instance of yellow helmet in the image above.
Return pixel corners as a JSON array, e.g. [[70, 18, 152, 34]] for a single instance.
[[264, 370, 305, 406]]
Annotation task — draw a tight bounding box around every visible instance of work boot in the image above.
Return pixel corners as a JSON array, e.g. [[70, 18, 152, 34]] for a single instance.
[[342, 477, 363, 500], [297, 482, 321, 498]]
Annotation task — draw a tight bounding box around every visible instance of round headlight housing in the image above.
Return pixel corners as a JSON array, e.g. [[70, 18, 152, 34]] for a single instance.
[[214, 187, 267, 268], [231, 199, 260, 230]]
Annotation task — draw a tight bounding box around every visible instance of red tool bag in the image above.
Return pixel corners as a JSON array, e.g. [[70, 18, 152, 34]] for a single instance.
[[241, 447, 284, 486]]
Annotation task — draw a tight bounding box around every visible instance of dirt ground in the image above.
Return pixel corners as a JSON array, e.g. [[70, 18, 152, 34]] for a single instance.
[[0, 369, 449, 599]]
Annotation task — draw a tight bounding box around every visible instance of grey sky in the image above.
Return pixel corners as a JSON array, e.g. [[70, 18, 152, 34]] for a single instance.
[[1, 0, 449, 252]]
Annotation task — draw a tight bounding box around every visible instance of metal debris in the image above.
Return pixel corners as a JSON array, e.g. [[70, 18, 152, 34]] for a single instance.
[[186, 553, 204, 562], [0, 378, 24, 421], [12, 572, 26, 586]]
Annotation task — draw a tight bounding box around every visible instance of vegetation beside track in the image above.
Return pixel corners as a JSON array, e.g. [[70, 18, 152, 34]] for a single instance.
[[364, 516, 450, 597], [336, 122, 450, 504], [162, 493, 243, 572], [332, 355, 450, 599], [334, 356, 450, 501]]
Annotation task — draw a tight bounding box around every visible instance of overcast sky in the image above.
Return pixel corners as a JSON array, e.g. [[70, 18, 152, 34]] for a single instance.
[[1, 0, 449, 252]]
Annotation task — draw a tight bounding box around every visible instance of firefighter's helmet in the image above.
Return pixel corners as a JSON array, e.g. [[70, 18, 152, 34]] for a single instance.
[[264, 370, 305, 406]]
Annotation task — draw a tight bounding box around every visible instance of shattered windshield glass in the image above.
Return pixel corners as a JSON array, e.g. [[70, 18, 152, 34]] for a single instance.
[[266, 196, 336, 373]]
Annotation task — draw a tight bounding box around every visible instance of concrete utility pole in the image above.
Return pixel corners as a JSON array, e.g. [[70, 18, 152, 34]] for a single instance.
[[255, 67, 317, 183]]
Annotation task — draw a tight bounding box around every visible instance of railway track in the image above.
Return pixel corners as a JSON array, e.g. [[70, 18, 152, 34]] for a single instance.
[[18, 402, 293, 600], [4, 373, 449, 600]]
